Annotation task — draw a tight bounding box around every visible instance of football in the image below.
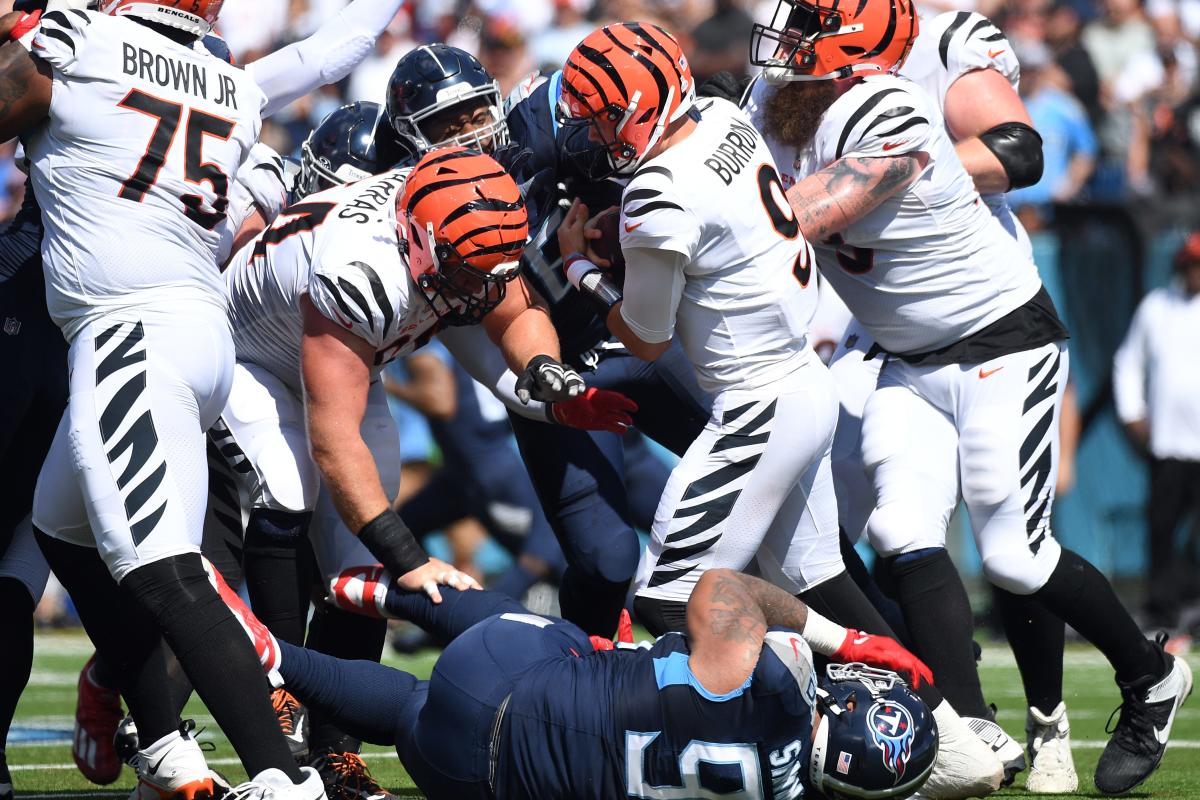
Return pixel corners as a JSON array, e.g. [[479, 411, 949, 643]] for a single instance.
[[588, 206, 627, 281]]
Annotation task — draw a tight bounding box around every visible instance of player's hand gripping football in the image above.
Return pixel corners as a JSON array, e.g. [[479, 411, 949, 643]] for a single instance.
[[557, 199, 618, 269], [834, 629, 935, 689], [396, 557, 482, 604], [549, 387, 638, 434]]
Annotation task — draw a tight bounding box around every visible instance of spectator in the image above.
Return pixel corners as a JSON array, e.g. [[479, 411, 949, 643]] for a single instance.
[[1083, 0, 1156, 86], [477, 16, 536, 94], [1044, 2, 1104, 123], [689, 0, 755, 83], [1008, 40, 1098, 220], [1113, 232, 1200, 630], [530, 0, 595, 72]]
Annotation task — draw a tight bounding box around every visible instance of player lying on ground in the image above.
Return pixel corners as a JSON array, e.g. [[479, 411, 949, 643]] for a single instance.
[[210, 561, 937, 800]]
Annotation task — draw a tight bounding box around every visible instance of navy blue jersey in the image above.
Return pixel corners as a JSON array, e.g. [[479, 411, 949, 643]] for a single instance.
[[505, 74, 625, 363], [496, 629, 817, 799], [0, 178, 44, 290]]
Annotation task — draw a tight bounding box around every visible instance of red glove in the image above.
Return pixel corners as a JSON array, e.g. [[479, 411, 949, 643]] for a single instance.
[[10, 10, 40, 41], [834, 629, 934, 689], [549, 387, 638, 434], [589, 609, 636, 652]]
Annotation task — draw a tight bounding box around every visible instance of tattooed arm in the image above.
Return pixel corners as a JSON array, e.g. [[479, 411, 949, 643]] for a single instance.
[[686, 569, 813, 694], [784, 152, 928, 243], [686, 568, 936, 693], [0, 40, 51, 143]]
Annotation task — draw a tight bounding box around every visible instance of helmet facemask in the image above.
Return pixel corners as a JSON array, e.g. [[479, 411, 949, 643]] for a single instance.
[[296, 140, 372, 200], [392, 84, 510, 157], [554, 88, 677, 178], [403, 212, 521, 327], [752, 0, 859, 82]]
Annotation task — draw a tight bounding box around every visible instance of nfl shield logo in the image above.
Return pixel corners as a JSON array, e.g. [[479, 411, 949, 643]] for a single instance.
[[3, 317, 20, 336]]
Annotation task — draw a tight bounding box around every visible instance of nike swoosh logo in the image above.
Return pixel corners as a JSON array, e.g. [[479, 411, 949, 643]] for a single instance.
[[1154, 724, 1169, 744], [989, 49, 1006, 58], [285, 712, 306, 743], [146, 753, 169, 776], [624, 221, 643, 233], [978, 366, 1004, 379], [881, 140, 909, 151]]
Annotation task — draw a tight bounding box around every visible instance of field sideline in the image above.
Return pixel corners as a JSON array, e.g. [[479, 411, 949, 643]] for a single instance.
[[8, 631, 1200, 798]]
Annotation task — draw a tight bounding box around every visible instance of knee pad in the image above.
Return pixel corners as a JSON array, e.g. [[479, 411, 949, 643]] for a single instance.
[[982, 546, 1060, 596], [633, 594, 688, 637], [868, 503, 945, 559], [244, 508, 311, 550]]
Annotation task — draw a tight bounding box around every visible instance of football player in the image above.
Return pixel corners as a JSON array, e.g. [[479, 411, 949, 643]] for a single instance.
[[217, 558, 938, 800], [746, 0, 1192, 794], [0, 0, 329, 795], [380, 42, 709, 638], [0, 0, 407, 790]]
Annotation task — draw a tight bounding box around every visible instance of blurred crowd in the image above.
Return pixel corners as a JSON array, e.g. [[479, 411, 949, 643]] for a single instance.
[[0, 0, 1198, 221]]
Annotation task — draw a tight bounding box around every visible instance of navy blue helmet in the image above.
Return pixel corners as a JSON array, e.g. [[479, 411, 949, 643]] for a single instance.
[[385, 44, 509, 157], [297, 101, 404, 199], [810, 664, 938, 800]]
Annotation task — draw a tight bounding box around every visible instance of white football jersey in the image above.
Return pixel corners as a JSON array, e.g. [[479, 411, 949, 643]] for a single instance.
[[25, 10, 266, 340], [901, 10, 1032, 257], [225, 170, 438, 394], [619, 98, 818, 395], [744, 74, 1041, 355]]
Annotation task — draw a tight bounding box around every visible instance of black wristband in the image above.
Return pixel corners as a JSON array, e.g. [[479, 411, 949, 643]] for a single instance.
[[358, 510, 429, 576]]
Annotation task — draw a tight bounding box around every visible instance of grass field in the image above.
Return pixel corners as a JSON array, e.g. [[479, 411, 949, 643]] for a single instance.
[[8, 631, 1200, 798]]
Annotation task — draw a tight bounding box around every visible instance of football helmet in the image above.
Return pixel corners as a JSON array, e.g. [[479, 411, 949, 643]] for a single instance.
[[811, 663, 938, 800], [558, 22, 695, 177], [99, 0, 223, 38], [750, 0, 918, 82], [297, 101, 404, 199], [400, 146, 527, 327], [385, 44, 509, 157]]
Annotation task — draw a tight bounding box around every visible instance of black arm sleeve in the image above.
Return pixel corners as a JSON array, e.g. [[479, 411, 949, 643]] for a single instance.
[[978, 122, 1044, 191]]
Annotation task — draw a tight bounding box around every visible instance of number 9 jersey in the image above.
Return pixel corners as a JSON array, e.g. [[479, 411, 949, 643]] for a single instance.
[[23, 9, 266, 341]]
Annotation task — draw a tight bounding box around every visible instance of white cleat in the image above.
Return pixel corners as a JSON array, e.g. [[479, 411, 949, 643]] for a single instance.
[[226, 766, 327, 799], [964, 715, 1026, 787], [915, 701, 1004, 799], [128, 721, 218, 800], [1025, 702, 1079, 793]]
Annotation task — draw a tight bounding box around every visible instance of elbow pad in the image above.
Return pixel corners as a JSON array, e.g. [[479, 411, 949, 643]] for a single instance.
[[978, 122, 1044, 191]]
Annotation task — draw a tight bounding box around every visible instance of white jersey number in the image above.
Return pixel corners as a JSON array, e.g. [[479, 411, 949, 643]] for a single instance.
[[626, 732, 765, 799], [118, 89, 234, 231]]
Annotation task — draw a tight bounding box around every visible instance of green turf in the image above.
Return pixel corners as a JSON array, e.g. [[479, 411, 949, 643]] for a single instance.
[[8, 631, 1200, 798]]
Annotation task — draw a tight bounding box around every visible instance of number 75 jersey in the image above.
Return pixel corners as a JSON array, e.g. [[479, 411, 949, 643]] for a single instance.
[[24, 9, 265, 341]]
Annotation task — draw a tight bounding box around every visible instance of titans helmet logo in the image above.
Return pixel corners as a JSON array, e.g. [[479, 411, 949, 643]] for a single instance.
[[866, 700, 915, 780]]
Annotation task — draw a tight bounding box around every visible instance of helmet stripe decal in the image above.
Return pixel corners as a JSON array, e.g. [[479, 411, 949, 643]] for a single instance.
[[865, 0, 898, 58], [417, 148, 481, 169], [564, 56, 615, 110], [576, 44, 629, 101], [441, 197, 524, 228], [600, 28, 670, 113], [450, 222, 528, 250], [405, 170, 508, 211]]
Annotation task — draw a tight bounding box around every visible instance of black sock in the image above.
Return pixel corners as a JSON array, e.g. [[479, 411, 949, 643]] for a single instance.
[[305, 604, 388, 754], [0, 579, 34, 748], [122, 553, 304, 782], [839, 530, 912, 645], [34, 532, 180, 743], [559, 567, 629, 638], [992, 586, 1064, 714], [242, 510, 313, 646], [1033, 549, 1165, 683], [888, 549, 990, 718]]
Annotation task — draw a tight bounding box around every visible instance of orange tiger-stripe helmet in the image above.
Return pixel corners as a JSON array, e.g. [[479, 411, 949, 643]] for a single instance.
[[750, 0, 918, 81], [558, 22, 695, 176], [400, 146, 528, 326], [100, 0, 224, 37]]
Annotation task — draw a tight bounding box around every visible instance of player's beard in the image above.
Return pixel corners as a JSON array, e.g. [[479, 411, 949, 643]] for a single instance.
[[761, 80, 838, 149]]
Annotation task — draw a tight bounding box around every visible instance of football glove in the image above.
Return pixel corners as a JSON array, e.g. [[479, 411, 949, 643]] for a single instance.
[[547, 387, 637, 434], [833, 630, 934, 690], [516, 355, 585, 404]]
